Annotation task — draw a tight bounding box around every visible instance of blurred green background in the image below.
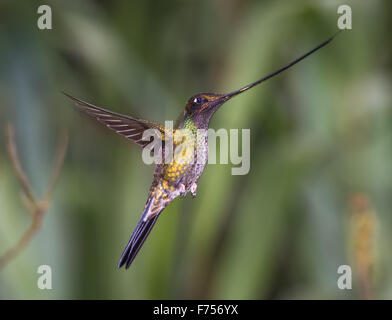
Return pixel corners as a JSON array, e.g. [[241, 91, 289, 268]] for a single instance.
[[0, 0, 391, 299]]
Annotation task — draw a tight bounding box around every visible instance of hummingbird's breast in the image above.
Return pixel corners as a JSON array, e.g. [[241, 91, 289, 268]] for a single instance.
[[183, 130, 208, 189], [160, 123, 208, 192]]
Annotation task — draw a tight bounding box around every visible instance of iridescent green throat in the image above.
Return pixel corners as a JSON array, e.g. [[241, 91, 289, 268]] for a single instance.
[[182, 114, 198, 134]]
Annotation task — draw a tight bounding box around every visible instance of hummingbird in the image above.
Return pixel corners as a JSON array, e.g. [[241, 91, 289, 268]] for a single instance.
[[64, 32, 339, 269]]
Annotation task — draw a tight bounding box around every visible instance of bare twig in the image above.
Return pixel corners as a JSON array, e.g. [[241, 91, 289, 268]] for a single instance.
[[0, 123, 68, 269], [43, 130, 68, 206], [5, 125, 37, 206], [0, 210, 44, 269]]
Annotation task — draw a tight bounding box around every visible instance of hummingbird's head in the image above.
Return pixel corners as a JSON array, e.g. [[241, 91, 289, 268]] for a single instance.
[[184, 90, 251, 128], [184, 92, 231, 128], [183, 32, 341, 128]]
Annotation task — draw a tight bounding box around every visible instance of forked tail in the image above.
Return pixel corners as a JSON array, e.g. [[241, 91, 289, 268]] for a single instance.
[[118, 195, 164, 269]]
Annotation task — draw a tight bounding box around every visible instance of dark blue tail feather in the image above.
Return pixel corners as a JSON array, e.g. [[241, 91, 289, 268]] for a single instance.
[[118, 199, 162, 269]]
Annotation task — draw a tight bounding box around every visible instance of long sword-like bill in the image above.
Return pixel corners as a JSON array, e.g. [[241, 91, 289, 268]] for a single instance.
[[224, 30, 342, 99]]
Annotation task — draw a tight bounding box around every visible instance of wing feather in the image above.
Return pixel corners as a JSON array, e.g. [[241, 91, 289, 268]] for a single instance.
[[64, 92, 165, 147]]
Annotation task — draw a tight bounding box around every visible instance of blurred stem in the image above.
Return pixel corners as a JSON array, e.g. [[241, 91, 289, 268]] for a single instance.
[[5, 124, 37, 206], [0, 123, 68, 269], [349, 193, 376, 300], [0, 206, 44, 269]]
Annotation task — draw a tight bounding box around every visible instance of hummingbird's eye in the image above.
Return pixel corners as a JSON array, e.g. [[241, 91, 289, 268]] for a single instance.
[[193, 97, 207, 105]]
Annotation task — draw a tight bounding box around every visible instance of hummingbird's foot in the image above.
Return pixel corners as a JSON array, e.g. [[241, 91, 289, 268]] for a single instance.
[[190, 183, 197, 198], [178, 183, 186, 197]]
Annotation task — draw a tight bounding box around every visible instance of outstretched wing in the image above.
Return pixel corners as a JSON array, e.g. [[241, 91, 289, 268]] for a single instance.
[[64, 92, 165, 147]]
